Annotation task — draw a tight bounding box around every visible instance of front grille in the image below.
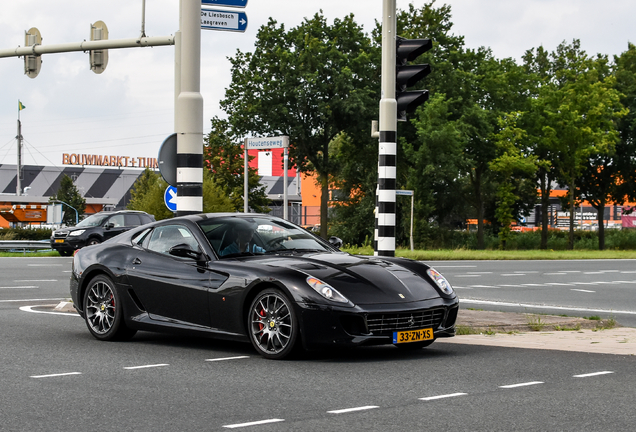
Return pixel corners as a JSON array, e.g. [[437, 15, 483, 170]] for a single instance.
[[54, 232, 68, 239], [366, 308, 445, 335]]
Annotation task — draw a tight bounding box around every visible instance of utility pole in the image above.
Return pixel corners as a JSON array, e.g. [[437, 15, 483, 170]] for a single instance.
[[16, 118, 22, 196], [175, 0, 204, 216], [376, 0, 398, 257]]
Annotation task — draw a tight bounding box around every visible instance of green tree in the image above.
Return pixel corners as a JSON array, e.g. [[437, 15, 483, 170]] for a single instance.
[[49, 174, 86, 226], [545, 42, 625, 248], [128, 169, 234, 220], [205, 117, 270, 213], [490, 113, 538, 249], [220, 12, 379, 238]]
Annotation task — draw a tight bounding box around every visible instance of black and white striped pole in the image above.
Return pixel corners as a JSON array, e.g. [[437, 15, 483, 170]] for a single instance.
[[375, 0, 432, 256], [376, 0, 398, 256], [175, 0, 203, 216]]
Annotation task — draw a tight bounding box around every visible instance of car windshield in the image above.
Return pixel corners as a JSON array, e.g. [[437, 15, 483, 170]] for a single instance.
[[76, 213, 109, 228], [197, 216, 333, 258]]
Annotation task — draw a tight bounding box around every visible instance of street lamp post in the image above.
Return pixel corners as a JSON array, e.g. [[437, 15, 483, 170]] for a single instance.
[[51, 200, 78, 225]]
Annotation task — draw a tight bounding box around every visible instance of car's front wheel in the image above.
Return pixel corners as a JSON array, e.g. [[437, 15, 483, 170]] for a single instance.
[[87, 237, 101, 246], [83, 274, 136, 341], [248, 288, 299, 359]]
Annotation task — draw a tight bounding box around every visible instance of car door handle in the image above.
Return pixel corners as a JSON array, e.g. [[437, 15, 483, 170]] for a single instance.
[[132, 258, 142, 265]]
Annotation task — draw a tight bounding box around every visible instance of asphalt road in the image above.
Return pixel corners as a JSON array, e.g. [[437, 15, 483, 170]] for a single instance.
[[2, 257, 636, 430], [431, 260, 636, 327]]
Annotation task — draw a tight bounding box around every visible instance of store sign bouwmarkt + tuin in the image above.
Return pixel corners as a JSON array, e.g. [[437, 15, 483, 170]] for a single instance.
[[62, 153, 158, 168]]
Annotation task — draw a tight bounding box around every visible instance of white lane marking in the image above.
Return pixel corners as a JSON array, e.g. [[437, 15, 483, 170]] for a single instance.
[[544, 273, 567, 276], [14, 279, 57, 282], [31, 372, 82, 379], [573, 371, 614, 378], [521, 284, 544, 287], [19, 305, 78, 317], [123, 364, 169, 370], [455, 275, 481, 278], [560, 271, 581, 273], [469, 285, 495, 288], [620, 271, 636, 274], [460, 299, 636, 315], [452, 286, 472, 289], [584, 272, 604, 274], [27, 264, 63, 266], [499, 284, 522, 287], [327, 406, 379, 414], [205, 356, 250, 362], [499, 381, 543, 389], [223, 419, 284, 429], [419, 393, 467, 401], [546, 283, 574, 286], [62, 270, 72, 273], [0, 286, 38, 289], [0, 298, 65, 303], [428, 265, 477, 268], [571, 289, 596, 293], [501, 274, 524, 276]]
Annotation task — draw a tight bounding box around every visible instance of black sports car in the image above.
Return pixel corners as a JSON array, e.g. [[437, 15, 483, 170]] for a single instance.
[[70, 213, 459, 359]]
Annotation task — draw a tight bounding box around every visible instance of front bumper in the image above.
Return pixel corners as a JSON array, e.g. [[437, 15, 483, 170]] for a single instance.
[[296, 297, 459, 350]]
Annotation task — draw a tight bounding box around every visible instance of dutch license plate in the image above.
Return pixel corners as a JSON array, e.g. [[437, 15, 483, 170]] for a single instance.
[[393, 328, 433, 344], [55, 239, 64, 243]]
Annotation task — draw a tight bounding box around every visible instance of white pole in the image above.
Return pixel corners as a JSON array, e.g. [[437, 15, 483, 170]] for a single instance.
[[244, 139, 249, 213], [175, 0, 203, 215], [283, 136, 289, 220]]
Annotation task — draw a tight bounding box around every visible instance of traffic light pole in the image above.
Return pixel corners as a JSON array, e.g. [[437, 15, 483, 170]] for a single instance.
[[175, 0, 203, 216], [375, 0, 398, 257]]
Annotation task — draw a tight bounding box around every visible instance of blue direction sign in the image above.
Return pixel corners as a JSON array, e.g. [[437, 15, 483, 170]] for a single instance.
[[201, 9, 248, 32], [201, 0, 247, 7], [164, 185, 177, 212]]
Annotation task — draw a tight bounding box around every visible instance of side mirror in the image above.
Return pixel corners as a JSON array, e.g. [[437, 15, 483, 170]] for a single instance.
[[104, 222, 114, 230], [328, 236, 343, 249], [169, 243, 204, 261]]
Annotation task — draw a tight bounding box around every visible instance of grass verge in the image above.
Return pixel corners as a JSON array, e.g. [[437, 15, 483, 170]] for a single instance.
[[342, 246, 636, 260]]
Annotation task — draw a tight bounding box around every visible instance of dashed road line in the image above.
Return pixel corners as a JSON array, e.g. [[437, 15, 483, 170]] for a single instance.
[[499, 381, 544, 389], [205, 356, 250, 362], [19, 305, 78, 317], [0, 286, 38, 289], [223, 419, 285, 429], [30, 372, 82, 379], [571, 289, 595, 293], [124, 364, 169, 370], [419, 393, 467, 401], [327, 406, 379, 414], [573, 371, 614, 378]]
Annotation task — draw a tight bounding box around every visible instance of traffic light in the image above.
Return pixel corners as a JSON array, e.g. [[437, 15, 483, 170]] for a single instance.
[[395, 36, 432, 121], [89, 21, 109, 74], [24, 28, 42, 79]]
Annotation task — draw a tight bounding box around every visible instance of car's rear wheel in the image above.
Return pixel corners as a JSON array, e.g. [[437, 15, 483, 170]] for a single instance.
[[248, 288, 299, 359], [83, 274, 136, 341]]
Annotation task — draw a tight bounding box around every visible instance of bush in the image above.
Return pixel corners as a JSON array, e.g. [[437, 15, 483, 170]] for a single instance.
[[0, 228, 52, 241]]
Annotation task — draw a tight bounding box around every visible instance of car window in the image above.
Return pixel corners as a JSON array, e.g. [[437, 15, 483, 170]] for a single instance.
[[146, 225, 201, 255], [197, 216, 333, 257], [76, 213, 109, 227], [109, 214, 125, 228], [125, 214, 142, 226]]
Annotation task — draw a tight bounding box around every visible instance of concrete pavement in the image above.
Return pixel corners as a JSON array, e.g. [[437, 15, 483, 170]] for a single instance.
[[443, 308, 636, 356]]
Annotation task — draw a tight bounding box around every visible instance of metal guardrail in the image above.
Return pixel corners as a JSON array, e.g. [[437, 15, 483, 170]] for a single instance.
[[0, 240, 52, 253]]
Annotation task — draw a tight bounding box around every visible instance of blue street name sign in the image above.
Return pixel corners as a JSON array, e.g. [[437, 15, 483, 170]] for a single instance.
[[201, 9, 248, 32], [201, 0, 247, 8], [164, 185, 177, 212]]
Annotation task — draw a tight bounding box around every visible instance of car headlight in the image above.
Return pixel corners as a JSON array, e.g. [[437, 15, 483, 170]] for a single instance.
[[427, 268, 454, 295], [68, 230, 85, 236], [306, 277, 349, 303]]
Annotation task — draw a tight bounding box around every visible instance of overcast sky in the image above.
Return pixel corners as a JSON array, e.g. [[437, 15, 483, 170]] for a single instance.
[[0, 0, 634, 169]]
